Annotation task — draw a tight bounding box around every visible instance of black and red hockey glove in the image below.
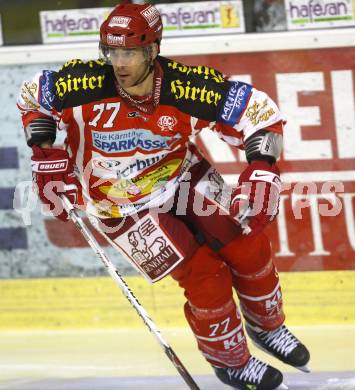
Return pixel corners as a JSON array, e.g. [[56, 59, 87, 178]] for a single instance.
[[31, 146, 80, 221], [230, 160, 281, 237]]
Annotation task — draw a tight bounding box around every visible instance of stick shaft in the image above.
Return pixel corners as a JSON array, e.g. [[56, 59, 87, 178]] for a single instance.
[[61, 196, 200, 390]]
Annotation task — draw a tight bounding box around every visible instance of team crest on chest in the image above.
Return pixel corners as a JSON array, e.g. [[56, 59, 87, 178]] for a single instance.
[[157, 115, 177, 132]]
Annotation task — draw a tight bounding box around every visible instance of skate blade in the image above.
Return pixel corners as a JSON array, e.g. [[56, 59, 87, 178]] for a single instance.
[[296, 364, 311, 373], [251, 341, 311, 373], [277, 383, 289, 390]]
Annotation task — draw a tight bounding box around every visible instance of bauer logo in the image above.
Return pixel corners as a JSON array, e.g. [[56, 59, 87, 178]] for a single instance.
[[220, 81, 252, 125], [285, 0, 355, 30], [34, 160, 68, 172], [92, 129, 175, 153]]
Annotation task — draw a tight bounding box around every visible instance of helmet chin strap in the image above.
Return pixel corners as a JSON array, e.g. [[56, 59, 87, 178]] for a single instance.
[[132, 61, 154, 87], [131, 45, 155, 88]]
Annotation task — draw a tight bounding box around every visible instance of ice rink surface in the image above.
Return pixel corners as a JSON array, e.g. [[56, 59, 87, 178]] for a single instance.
[[1, 327, 354, 390], [2, 372, 355, 390]]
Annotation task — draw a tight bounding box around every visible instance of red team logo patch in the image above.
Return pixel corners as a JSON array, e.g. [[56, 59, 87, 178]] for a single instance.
[[157, 115, 177, 132]]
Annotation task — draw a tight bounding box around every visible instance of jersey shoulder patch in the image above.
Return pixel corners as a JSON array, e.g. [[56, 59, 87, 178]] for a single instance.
[[54, 59, 116, 108], [218, 80, 253, 127], [158, 56, 229, 121], [37, 70, 56, 111]]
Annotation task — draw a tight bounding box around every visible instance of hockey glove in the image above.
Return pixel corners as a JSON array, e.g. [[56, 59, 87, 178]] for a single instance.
[[31, 146, 79, 221], [230, 160, 281, 237]]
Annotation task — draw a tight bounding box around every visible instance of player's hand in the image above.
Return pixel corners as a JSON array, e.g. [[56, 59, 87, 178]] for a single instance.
[[31, 146, 80, 221], [230, 160, 281, 237]]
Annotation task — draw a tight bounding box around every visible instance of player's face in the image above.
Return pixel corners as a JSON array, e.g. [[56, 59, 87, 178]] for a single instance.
[[109, 47, 150, 88]]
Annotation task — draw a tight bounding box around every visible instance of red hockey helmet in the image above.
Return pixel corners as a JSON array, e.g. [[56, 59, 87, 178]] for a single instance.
[[100, 2, 163, 50]]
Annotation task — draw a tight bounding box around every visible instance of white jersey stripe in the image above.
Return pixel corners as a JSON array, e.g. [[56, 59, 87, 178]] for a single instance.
[[237, 282, 281, 301], [73, 106, 90, 198], [195, 323, 243, 342]]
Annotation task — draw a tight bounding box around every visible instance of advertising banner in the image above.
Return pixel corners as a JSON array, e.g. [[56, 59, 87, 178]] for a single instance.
[[1, 47, 354, 278], [40, 8, 112, 44], [156, 1, 245, 36], [40, 2, 244, 44], [285, 0, 355, 29]]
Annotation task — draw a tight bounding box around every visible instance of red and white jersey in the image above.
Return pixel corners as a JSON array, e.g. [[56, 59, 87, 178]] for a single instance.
[[17, 56, 284, 218]]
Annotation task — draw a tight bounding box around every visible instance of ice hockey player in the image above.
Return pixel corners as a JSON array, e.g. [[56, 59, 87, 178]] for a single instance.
[[17, 1, 310, 389]]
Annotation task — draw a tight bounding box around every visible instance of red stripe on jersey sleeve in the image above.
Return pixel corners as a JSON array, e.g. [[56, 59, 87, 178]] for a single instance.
[[20, 111, 53, 128], [263, 120, 284, 135]]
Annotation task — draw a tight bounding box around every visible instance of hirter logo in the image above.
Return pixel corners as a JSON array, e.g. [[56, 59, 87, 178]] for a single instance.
[[157, 115, 177, 132]]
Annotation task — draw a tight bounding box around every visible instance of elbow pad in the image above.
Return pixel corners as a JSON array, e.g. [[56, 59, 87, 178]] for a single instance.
[[244, 130, 283, 164], [25, 118, 57, 147]]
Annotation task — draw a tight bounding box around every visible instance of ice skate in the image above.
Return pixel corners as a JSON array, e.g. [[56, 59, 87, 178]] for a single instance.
[[213, 356, 288, 390], [246, 323, 310, 373]]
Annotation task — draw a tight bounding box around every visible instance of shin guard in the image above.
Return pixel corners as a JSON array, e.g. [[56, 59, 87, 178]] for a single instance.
[[184, 299, 250, 368], [220, 233, 285, 330]]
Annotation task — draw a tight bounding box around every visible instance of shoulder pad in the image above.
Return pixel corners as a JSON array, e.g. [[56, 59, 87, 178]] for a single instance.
[[160, 57, 225, 84], [158, 56, 229, 121], [59, 58, 107, 72], [54, 59, 116, 108]]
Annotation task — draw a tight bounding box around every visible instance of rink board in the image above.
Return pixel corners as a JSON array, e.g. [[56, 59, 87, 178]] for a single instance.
[[1, 270, 355, 330], [1, 270, 354, 389]]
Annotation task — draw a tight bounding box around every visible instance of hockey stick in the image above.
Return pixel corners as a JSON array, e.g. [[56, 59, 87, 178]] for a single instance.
[[60, 195, 200, 390]]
